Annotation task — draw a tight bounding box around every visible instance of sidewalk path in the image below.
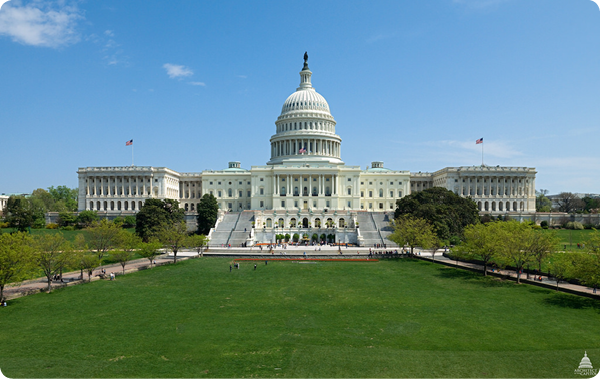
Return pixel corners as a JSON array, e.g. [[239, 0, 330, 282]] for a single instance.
[[415, 250, 600, 299]]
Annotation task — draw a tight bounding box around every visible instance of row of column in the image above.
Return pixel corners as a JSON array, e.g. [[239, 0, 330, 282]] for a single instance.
[[272, 138, 340, 158], [459, 176, 530, 197], [277, 120, 334, 133], [272, 174, 338, 196], [86, 176, 152, 197]]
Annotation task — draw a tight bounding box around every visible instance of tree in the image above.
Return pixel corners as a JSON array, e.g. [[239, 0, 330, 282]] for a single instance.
[[48, 185, 78, 212], [76, 210, 99, 228], [548, 253, 575, 291], [34, 233, 73, 293], [80, 254, 101, 282], [582, 196, 600, 213], [535, 190, 552, 212], [456, 222, 502, 276], [87, 219, 122, 259], [496, 221, 532, 284], [394, 187, 479, 242], [159, 222, 188, 263], [0, 232, 35, 302], [528, 230, 559, 275], [197, 194, 219, 235], [555, 192, 584, 213], [187, 234, 208, 257], [388, 215, 436, 256], [123, 215, 136, 228], [3, 196, 33, 232], [136, 199, 185, 242], [112, 231, 141, 274], [138, 241, 163, 268], [58, 212, 77, 227], [573, 230, 600, 290]]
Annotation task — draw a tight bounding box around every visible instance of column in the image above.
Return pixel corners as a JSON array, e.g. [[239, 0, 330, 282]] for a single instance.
[[129, 177, 132, 197]]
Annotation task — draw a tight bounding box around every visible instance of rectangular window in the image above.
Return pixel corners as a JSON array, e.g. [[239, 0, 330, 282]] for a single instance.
[[347, 178, 351, 182], [347, 201, 351, 207], [347, 188, 351, 195], [228, 203, 232, 209], [281, 200, 285, 207], [247, 191, 251, 197], [361, 191, 364, 197], [326, 201, 330, 207], [239, 191, 243, 197], [260, 188, 264, 195], [260, 178, 264, 181], [209, 182, 213, 185], [390, 191, 394, 197], [260, 200, 264, 207], [210, 191, 213, 196], [379, 203, 383, 209], [369, 203, 373, 209], [295, 201, 298, 207], [369, 191, 373, 197], [218, 191, 222, 197], [398, 191, 402, 197]]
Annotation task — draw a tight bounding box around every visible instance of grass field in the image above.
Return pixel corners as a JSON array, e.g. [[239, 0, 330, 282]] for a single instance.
[[1, 258, 599, 378], [541, 229, 597, 251]]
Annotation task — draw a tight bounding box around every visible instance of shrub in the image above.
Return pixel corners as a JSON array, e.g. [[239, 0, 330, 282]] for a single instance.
[[312, 233, 318, 241], [284, 234, 290, 242], [566, 221, 584, 230], [583, 223, 596, 230], [61, 226, 75, 231], [292, 233, 299, 242], [0, 222, 9, 228], [540, 221, 549, 229], [46, 223, 59, 229], [123, 215, 136, 228]]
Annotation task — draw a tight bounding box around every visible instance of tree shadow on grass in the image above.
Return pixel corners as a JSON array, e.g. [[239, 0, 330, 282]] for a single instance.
[[544, 292, 600, 311], [435, 266, 515, 288]]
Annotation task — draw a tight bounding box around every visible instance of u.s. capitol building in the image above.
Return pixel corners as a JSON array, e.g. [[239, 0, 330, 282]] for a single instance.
[[77, 55, 536, 245]]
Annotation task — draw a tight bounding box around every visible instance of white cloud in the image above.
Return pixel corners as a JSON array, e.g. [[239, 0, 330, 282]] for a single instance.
[[163, 63, 193, 79], [189, 81, 205, 86], [0, 0, 82, 48], [104, 29, 114, 37]]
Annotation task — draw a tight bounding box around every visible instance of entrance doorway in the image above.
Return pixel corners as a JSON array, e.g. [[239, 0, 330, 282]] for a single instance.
[[302, 217, 309, 228]]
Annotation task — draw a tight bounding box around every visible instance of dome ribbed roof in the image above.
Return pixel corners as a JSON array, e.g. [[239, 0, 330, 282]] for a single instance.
[[281, 89, 330, 115]]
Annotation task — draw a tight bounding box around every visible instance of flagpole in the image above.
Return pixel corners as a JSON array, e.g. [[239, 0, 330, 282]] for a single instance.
[[132, 144, 134, 166], [481, 141, 484, 166]]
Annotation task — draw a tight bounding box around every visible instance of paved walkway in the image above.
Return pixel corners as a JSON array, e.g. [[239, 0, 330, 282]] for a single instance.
[[414, 250, 600, 298], [5, 246, 598, 301]]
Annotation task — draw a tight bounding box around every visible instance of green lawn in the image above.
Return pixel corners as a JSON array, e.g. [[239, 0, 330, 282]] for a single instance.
[[1, 258, 599, 378], [540, 228, 597, 251]]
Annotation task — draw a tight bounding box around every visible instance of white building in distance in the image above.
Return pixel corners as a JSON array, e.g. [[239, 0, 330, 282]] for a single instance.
[[77, 54, 536, 244]]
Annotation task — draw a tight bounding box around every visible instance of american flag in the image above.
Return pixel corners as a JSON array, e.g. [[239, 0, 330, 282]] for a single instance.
[[126, 139, 133, 146], [299, 147, 306, 153], [476, 138, 483, 144]]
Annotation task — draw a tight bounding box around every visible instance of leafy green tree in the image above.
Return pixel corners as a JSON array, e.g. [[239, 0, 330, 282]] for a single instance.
[[87, 219, 122, 259], [0, 232, 35, 302], [548, 253, 575, 291], [136, 199, 185, 242], [197, 194, 219, 235], [58, 212, 77, 227], [458, 222, 502, 275], [159, 222, 188, 263], [111, 231, 141, 275], [187, 234, 208, 257], [4, 196, 33, 232], [536, 190, 552, 212], [138, 241, 163, 267], [528, 230, 559, 274], [389, 215, 436, 256], [30, 188, 54, 211], [76, 210, 99, 228], [582, 196, 600, 213], [394, 187, 479, 241], [48, 185, 78, 212], [34, 233, 73, 293], [123, 215, 136, 228], [80, 254, 101, 282], [496, 221, 532, 284], [27, 196, 47, 229]]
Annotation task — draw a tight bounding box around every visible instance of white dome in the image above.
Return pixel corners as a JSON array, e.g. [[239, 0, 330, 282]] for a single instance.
[[280, 89, 330, 116]]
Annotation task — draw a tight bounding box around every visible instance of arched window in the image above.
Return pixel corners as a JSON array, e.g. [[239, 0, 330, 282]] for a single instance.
[[278, 218, 284, 227], [124, 202, 129, 211], [266, 218, 272, 228], [339, 218, 345, 227], [191, 203, 195, 211], [484, 202, 489, 211], [131, 202, 136, 211], [110, 201, 114, 211], [290, 218, 297, 227], [97, 201, 101, 210], [90, 201, 94, 210], [478, 202, 482, 211], [117, 201, 122, 211], [228, 189, 232, 197], [185, 203, 189, 211], [281, 186, 286, 195]]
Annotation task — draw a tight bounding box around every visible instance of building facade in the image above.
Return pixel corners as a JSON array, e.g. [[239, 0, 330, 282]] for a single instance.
[[77, 55, 537, 227]]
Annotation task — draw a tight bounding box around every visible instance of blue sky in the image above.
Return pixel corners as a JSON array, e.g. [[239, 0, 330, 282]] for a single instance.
[[1, 0, 599, 196]]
